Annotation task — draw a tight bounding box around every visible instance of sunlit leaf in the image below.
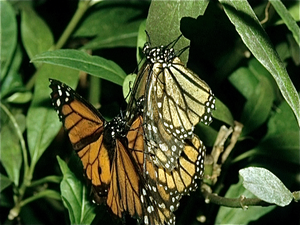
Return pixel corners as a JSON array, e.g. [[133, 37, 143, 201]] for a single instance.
[[31, 50, 126, 86], [220, 0, 300, 127], [239, 167, 293, 207], [57, 156, 96, 224]]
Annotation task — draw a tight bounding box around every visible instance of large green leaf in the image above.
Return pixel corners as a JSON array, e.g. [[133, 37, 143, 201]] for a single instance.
[[219, 0, 300, 127], [57, 156, 96, 224], [146, 0, 209, 64], [240, 75, 274, 135], [229, 58, 276, 135], [31, 49, 126, 86], [233, 97, 300, 164], [255, 97, 300, 164], [20, 3, 54, 68], [0, 1, 17, 80]]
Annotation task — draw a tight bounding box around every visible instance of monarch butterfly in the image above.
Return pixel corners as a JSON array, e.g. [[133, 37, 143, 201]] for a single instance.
[[127, 35, 215, 171], [49, 79, 205, 225]]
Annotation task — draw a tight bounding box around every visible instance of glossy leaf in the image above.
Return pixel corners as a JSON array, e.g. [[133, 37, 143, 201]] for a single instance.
[[239, 167, 293, 206], [31, 49, 126, 86], [57, 156, 96, 224], [220, 0, 300, 127], [20, 3, 53, 68], [0, 1, 17, 80], [270, 0, 300, 46]]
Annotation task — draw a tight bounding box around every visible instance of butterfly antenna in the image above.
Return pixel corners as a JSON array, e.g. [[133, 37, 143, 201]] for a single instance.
[[176, 45, 190, 57]]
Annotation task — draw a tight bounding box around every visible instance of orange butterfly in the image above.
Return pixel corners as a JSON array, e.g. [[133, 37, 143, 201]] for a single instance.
[[49, 79, 205, 225]]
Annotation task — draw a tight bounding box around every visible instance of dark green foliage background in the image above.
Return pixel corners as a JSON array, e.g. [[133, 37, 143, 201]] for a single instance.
[[1, 0, 299, 224]]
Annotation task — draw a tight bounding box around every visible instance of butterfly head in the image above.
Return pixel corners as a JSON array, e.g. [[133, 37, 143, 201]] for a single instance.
[[143, 43, 176, 65]]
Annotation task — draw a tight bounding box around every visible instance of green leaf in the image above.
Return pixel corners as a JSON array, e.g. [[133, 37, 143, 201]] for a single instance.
[[75, 2, 146, 50], [216, 177, 276, 224], [136, 20, 147, 66], [74, 1, 146, 37], [0, 1, 17, 80], [287, 34, 300, 66], [31, 49, 126, 86], [26, 64, 79, 170], [1, 44, 24, 97], [240, 75, 274, 135], [20, 3, 54, 68], [229, 58, 276, 135], [123, 73, 137, 102], [81, 26, 139, 50], [196, 123, 218, 147], [57, 156, 96, 224], [0, 111, 25, 186], [6, 91, 32, 104], [239, 167, 293, 207], [270, 0, 300, 46], [233, 98, 300, 164], [213, 98, 234, 127], [256, 98, 299, 164], [146, 0, 209, 64], [229, 67, 259, 99], [0, 174, 13, 192], [220, 0, 300, 127]]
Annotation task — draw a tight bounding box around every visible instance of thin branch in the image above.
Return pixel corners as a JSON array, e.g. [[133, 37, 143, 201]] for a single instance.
[[201, 184, 272, 208], [0, 103, 29, 185], [222, 121, 243, 163]]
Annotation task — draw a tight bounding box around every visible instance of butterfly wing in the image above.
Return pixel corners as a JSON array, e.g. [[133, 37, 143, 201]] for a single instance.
[[127, 116, 206, 225], [49, 79, 111, 201], [131, 42, 214, 170], [90, 118, 165, 224]]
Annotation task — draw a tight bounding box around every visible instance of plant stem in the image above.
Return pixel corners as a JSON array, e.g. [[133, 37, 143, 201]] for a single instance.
[[0, 103, 29, 186], [26, 1, 91, 91], [30, 175, 62, 187], [20, 190, 62, 207], [53, 1, 92, 50], [201, 185, 272, 208]]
